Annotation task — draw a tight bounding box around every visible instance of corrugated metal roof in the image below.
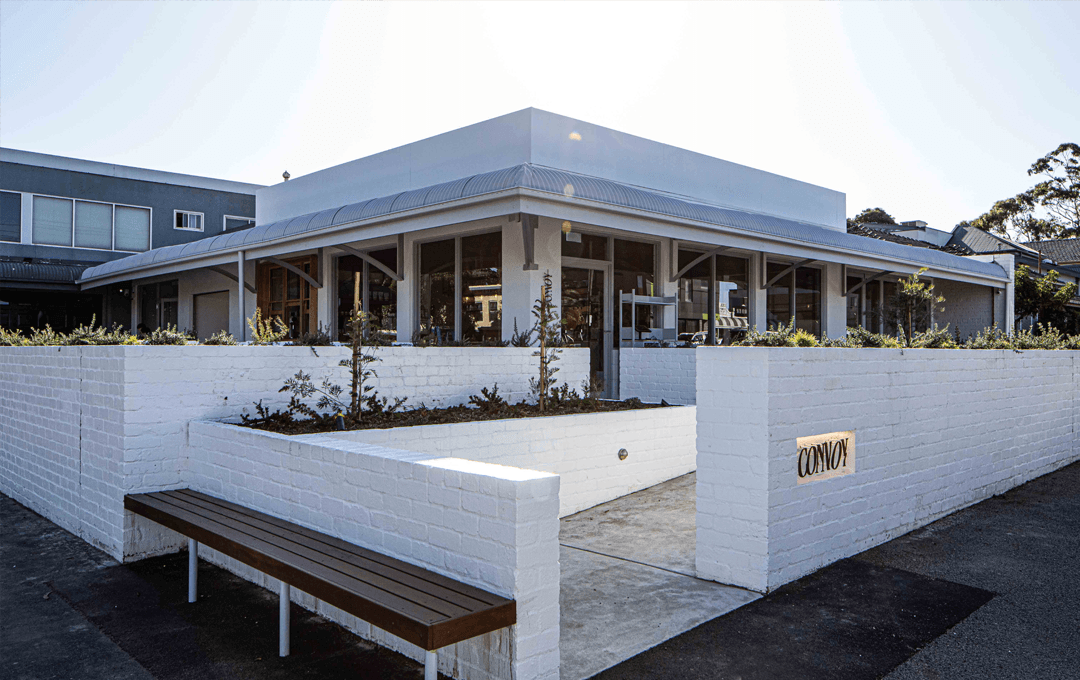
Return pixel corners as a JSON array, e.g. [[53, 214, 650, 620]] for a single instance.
[[2, 261, 87, 283], [947, 225, 1038, 257], [80, 164, 1008, 283]]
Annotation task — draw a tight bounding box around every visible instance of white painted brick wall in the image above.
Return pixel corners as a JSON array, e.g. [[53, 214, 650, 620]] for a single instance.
[[619, 348, 697, 405], [696, 347, 1080, 593], [187, 421, 560, 680], [319, 406, 697, 517], [0, 345, 588, 561]]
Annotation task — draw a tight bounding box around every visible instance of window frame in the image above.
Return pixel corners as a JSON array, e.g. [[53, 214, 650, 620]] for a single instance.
[[0, 190, 22, 243], [173, 209, 205, 233], [764, 258, 825, 336], [414, 228, 503, 343], [28, 192, 153, 252], [223, 214, 255, 231]]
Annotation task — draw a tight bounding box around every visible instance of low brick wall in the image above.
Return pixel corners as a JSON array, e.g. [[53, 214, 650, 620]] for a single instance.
[[0, 345, 588, 559], [695, 347, 1080, 593], [619, 348, 697, 405], [321, 406, 697, 517], [187, 421, 560, 680]]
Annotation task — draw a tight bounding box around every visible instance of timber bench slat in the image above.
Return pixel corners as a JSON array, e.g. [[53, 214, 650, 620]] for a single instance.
[[124, 489, 516, 651], [179, 489, 506, 607], [162, 490, 493, 611], [151, 492, 475, 619]]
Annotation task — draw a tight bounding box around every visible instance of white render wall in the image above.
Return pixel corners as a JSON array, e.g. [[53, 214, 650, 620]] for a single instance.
[[0, 346, 587, 561], [187, 421, 560, 680], [320, 406, 697, 517], [619, 348, 698, 405], [695, 347, 1080, 593]]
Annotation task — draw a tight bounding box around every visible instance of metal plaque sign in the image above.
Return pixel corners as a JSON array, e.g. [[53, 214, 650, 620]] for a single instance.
[[796, 430, 855, 484]]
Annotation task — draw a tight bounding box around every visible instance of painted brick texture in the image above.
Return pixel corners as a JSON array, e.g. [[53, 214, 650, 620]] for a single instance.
[[0, 345, 588, 561], [619, 348, 697, 405], [319, 406, 697, 517], [696, 347, 1080, 593], [187, 421, 561, 680]]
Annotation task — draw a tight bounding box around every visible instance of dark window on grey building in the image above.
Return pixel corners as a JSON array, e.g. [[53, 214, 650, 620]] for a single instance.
[[225, 216, 255, 231], [0, 191, 20, 243]]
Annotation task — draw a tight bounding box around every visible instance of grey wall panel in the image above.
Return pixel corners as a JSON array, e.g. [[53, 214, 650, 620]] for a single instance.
[[0, 161, 256, 251]]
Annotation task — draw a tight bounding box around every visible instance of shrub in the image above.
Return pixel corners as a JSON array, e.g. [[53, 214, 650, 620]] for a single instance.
[[0, 327, 28, 346], [203, 329, 237, 345], [908, 325, 958, 349], [143, 325, 189, 345], [288, 323, 334, 347], [247, 309, 288, 345]]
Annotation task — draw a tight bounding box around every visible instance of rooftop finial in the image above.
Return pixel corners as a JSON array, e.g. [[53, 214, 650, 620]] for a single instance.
[[282, 170, 290, 181]]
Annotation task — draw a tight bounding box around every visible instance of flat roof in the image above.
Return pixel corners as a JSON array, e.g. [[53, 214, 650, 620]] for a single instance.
[[1, 147, 263, 195]]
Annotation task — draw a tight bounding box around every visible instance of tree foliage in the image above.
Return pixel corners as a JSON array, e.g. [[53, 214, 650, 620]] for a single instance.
[[968, 142, 1079, 241], [847, 207, 897, 230], [1014, 265, 1079, 329], [890, 268, 944, 343]]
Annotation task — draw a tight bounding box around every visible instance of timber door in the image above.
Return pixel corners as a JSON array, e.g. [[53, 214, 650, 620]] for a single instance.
[[257, 256, 318, 340]]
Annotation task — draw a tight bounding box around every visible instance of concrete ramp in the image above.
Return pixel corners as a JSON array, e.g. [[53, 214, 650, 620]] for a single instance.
[[558, 474, 759, 680]]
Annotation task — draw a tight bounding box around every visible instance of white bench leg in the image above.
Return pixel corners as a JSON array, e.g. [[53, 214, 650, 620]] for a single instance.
[[279, 581, 291, 657], [188, 539, 198, 603], [425, 650, 437, 680]]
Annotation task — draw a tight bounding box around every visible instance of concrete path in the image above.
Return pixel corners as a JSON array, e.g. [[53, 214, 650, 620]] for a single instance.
[[594, 460, 1080, 680], [558, 474, 758, 680]]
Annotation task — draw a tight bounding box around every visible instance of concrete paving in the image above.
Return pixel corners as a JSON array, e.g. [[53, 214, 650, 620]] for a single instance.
[[558, 473, 759, 680]]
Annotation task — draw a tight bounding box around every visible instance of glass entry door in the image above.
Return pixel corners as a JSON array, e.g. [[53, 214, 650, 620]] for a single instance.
[[561, 264, 612, 395]]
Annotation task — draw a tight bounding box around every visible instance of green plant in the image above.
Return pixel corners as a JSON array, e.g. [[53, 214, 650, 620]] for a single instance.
[[203, 329, 237, 345], [468, 384, 507, 413], [143, 325, 189, 345], [66, 316, 137, 345], [0, 327, 28, 346], [908, 325, 958, 349], [288, 323, 334, 347], [247, 309, 288, 345], [891, 268, 944, 343], [510, 318, 534, 347], [529, 272, 563, 411]]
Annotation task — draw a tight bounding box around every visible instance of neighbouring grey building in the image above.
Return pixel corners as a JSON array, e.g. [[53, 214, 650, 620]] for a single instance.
[[1, 148, 261, 333]]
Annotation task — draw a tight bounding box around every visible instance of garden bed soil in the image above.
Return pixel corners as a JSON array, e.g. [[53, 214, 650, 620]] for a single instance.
[[240, 398, 668, 435]]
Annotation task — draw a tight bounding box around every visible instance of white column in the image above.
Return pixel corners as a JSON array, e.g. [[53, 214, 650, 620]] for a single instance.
[[823, 262, 847, 339], [425, 650, 437, 680], [748, 252, 767, 332], [237, 250, 246, 341], [317, 247, 334, 336]]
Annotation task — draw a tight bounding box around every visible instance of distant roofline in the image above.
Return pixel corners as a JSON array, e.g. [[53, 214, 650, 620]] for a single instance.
[[0, 147, 264, 195]]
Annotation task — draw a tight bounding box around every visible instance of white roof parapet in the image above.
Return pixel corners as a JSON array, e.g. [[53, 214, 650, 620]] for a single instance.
[[1, 147, 263, 195]]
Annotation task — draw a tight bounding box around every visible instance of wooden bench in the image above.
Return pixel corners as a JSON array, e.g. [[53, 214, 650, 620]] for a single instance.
[[125, 489, 516, 680]]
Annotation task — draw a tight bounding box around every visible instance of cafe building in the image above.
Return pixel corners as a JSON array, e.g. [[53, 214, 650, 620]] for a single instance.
[[77, 108, 1014, 392]]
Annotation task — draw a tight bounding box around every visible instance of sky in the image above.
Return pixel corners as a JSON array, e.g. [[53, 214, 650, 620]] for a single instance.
[[1, 1, 1077, 233]]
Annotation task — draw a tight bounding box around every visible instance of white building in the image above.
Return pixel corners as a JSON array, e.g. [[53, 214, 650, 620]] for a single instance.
[[78, 108, 1014, 390]]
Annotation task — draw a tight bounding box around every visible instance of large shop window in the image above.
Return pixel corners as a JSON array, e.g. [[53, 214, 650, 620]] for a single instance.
[[418, 232, 501, 344], [31, 194, 150, 252], [677, 250, 749, 343], [138, 280, 179, 331], [336, 248, 398, 343], [257, 256, 318, 340], [614, 238, 656, 329], [766, 262, 821, 336]]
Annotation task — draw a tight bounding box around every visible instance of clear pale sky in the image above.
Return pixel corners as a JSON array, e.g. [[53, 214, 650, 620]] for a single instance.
[[2, 1, 1076, 233]]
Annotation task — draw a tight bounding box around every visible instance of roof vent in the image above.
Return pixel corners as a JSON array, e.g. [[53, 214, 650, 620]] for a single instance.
[[282, 171, 290, 181], [902, 220, 928, 228]]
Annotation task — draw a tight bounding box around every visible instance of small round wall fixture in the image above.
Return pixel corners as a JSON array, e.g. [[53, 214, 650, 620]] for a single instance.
[[618, 448, 629, 461]]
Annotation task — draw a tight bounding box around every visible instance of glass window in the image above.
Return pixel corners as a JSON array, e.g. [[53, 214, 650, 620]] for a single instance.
[[367, 248, 398, 342], [883, 280, 899, 337], [138, 280, 179, 331], [74, 201, 112, 249], [866, 280, 881, 333], [614, 239, 656, 329], [225, 216, 255, 231], [32, 196, 73, 246], [419, 238, 455, 343], [766, 262, 791, 329], [846, 276, 863, 329], [461, 232, 502, 343], [114, 206, 150, 252], [717, 255, 749, 341], [175, 211, 203, 231], [0, 191, 20, 243], [562, 232, 608, 260], [794, 266, 821, 336]]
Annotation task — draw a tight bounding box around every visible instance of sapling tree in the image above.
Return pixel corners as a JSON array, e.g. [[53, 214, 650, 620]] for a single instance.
[[890, 268, 944, 343], [530, 272, 562, 412]]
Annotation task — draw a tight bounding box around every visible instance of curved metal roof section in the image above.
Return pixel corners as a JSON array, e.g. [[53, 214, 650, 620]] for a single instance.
[[2, 261, 87, 283], [80, 163, 1007, 283]]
